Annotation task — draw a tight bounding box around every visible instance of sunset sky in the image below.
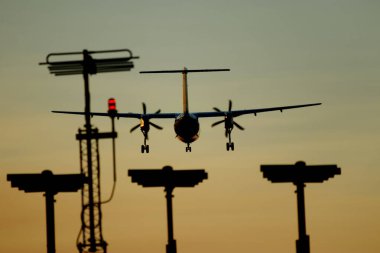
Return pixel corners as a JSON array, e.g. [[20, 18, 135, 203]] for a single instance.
[[1, 1, 379, 253]]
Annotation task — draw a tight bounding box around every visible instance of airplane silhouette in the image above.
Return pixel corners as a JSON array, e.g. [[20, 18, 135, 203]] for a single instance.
[[53, 68, 321, 153]]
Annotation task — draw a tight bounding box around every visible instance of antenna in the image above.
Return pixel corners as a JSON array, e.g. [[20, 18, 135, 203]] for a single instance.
[[40, 49, 138, 253], [40, 49, 139, 76]]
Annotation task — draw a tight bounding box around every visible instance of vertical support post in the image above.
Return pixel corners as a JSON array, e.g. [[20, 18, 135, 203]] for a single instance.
[[45, 192, 56, 253], [295, 183, 310, 253], [82, 50, 97, 252], [165, 187, 177, 253], [111, 117, 117, 183]]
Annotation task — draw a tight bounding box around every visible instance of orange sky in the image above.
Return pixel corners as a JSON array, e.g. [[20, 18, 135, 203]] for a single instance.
[[1, 1, 380, 253]]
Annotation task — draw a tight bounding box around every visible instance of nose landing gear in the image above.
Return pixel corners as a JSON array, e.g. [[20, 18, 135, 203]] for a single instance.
[[185, 143, 192, 152], [226, 142, 234, 151]]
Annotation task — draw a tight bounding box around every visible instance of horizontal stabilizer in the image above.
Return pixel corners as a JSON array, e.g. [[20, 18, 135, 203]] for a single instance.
[[140, 68, 230, 74]]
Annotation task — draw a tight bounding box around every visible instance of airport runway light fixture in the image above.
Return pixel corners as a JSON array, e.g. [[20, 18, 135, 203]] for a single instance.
[[128, 166, 208, 253], [7, 170, 85, 193], [261, 161, 340, 184], [129, 165, 208, 188], [7, 170, 85, 253], [260, 161, 341, 253]]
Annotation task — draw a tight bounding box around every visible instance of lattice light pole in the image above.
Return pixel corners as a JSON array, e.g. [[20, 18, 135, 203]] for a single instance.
[[7, 170, 85, 253], [128, 166, 208, 253], [261, 161, 341, 253], [40, 49, 138, 253]]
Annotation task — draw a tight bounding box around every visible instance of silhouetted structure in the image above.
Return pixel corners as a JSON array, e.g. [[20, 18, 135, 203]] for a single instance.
[[261, 161, 341, 253], [128, 166, 208, 253], [7, 170, 85, 253], [40, 49, 138, 253]]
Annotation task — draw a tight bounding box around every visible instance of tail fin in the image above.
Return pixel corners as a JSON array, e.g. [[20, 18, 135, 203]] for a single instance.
[[182, 67, 189, 113], [140, 68, 230, 114]]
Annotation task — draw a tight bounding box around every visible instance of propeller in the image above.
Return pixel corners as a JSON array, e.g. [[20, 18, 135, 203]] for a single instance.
[[211, 100, 244, 136], [130, 103, 163, 133]]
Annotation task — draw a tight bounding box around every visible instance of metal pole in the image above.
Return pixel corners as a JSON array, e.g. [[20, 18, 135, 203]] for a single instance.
[[45, 192, 56, 253], [83, 50, 97, 251], [111, 117, 117, 183], [165, 187, 177, 253], [295, 183, 310, 253]]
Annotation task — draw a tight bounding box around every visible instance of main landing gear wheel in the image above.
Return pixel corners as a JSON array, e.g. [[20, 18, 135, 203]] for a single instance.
[[141, 144, 149, 153], [226, 142, 234, 151]]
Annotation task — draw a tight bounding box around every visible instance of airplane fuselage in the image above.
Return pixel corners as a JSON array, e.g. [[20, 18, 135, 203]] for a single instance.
[[174, 113, 199, 144]]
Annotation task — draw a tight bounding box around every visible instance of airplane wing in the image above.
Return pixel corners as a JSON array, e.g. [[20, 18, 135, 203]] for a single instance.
[[53, 102, 320, 119], [52, 110, 179, 119], [193, 103, 322, 118]]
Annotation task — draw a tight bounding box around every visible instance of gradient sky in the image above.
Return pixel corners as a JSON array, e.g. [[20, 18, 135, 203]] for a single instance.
[[1, 1, 379, 253]]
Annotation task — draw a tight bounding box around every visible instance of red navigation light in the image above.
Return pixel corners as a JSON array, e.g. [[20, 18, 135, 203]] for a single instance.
[[108, 98, 117, 113]]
